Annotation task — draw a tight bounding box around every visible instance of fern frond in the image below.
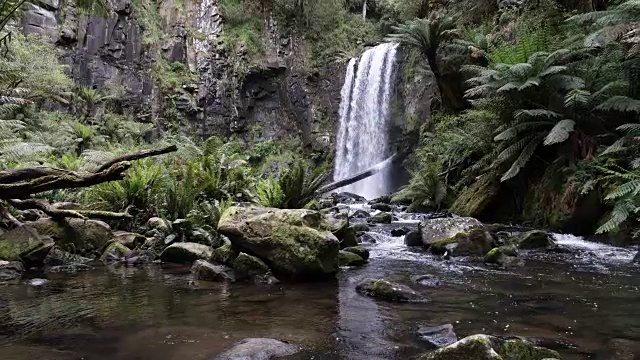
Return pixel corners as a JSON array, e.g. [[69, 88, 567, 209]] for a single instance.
[[596, 96, 640, 113], [544, 119, 576, 145], [604, 179, 640, 200], [602, 139, 627, 155], [501, 135, 542, 181], [617, 123, 640, 136], [514, 109, 563, 120]]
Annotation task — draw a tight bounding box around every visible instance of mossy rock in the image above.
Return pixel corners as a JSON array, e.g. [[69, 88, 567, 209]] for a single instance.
[[517, 230, 556, 249], [369, 212, 392, 224], [338, 250, 366, 267], [112, 231, 146, 249], [418, 334, 561, 360], [218, 206, 340, 280], [428, 233, 464, 255], [211, 236, 239, 266], [356, 278, 425, 302], [0, 225, 53, 267], [100, 241, 132, 263], [420, 217, 482, 247], [453, 229, 496, 256], [191, 259, 235, 282], [160, 242, 213, 264], [342, 246, 369, 261], [44, 246, 93, 267], [327, 215, 358, 249], [233, 252, 270, 280], [28, 218, 113, 257]]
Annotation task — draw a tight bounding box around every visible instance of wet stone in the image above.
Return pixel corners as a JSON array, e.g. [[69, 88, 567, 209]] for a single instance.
[[417, 324, 457, 348], [214, 338, 301, 360]]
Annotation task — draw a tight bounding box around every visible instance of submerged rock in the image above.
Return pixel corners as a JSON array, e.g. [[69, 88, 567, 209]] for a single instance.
[[417, 324, 457, 348], [191, 260, 235, 282], [342, 246, 369, 261], [516, 230, 556, 250], [338, 250, 366, 267], [0, 260, 23, 281], [404, 230, 422, 247], [356, 278, 425, 302], [160, 242, 213, 264], [420, 217, 482, 247], [0, 225, 53, 267], [233, 252, 270, 280], [418, 334, 561, 360], [412, 274, 441, 287], [28, 218, 113, 257], [215, 338, 301, 360], [218, 207, 340, 280], [368, 212, 392, 224]]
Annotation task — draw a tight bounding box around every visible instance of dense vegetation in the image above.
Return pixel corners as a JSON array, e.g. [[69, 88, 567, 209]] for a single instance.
[[0, 0, 638, 243]]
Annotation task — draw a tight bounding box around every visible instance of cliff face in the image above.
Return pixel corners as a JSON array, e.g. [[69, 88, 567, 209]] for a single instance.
[[21, 0, 344, 155]]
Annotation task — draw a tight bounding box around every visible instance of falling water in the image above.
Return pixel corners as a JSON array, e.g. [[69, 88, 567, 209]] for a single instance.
[[334, 43, 399, 200]]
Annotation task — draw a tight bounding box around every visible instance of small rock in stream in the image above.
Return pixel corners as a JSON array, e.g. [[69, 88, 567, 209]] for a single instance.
[[371, 203, 392, 212], [368, 212, 392, 224], [416, 324, 457, 348], [356, 278, 426, 302], [214, 338, 301, 360], [351, 223, 370, 232], [358, 232, 377, 244], [404, 230, 422, 247], [191, 260, 235, 282], [391, 227, 410, 237], [412, 274, 441, 287], [351, 210, 371, 219], [338, 250, 366, 267], [25, 278, 50, 286], [342, 246, 369, 261]]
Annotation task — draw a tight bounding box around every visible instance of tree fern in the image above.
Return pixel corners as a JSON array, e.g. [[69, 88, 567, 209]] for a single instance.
[[596, 96, 640, 113], [543, 119, 576, 145], [501, 135, 543, 181]]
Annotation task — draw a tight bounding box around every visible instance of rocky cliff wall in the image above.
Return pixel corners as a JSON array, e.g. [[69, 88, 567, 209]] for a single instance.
[[20, 0, 344, 156]]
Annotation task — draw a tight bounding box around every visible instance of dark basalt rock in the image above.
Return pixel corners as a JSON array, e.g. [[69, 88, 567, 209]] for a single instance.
[[404, 230, 422, 247]]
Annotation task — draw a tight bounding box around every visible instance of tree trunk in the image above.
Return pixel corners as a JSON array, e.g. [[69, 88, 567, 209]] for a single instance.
[[362, 0, 367, 19]]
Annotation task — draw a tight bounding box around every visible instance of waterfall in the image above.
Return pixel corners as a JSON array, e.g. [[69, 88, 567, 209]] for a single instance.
[[334, 43, 399, 200]]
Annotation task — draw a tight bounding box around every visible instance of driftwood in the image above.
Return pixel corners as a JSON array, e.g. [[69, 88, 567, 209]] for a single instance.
[[0, 145, 176, 227], [316, 152, 404, 195]]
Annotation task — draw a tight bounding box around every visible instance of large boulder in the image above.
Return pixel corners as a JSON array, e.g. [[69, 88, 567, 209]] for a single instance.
[[191, 260, 235, 282], [516, 230, 556, 249], [160, 243, 213, 264], [418, 334, 561, 360], [429, 229, 496, 257], [338, 250, 366, 267], [218, 207, 340, 280], [28, 218, 113, 257], [356, 278, 426, 302], [215, 338, 301, 360], [420, 217, 483, 247], [0, 225, 53, 267]]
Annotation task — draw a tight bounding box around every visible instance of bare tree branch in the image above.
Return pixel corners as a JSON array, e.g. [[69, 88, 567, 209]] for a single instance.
[[8, 199, 132, 220]]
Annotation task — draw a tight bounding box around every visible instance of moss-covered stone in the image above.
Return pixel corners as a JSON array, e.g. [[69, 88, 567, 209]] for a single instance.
[[44, 246, 93, 267], [418, 334, 561, 360], [210, 236, 239, 266], [160, 242, 213, 264], [28, 218, 113, 257], [218, 206, 340, 280], [342, 246, 369, 261], [356, 278, 425, 302], [484, 245, 522, 267], [428, 233, 463, 255], [0, 225, 50, 265], [327, 215, 358, 249], [421, 217, 483, 247], [369, 212, 392, 224], [517, 230, 556, 249], [100, 241, 132, 263], [233, 252, 270, 280], [338, 250, 365, 267], [428, 229, 496, 257]]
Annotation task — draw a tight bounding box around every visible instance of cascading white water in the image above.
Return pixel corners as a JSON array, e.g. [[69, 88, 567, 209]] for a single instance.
[[334, 43, 399, 200]]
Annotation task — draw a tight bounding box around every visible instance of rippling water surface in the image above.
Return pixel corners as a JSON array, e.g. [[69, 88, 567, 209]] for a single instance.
[[0, 212, 639, 359]]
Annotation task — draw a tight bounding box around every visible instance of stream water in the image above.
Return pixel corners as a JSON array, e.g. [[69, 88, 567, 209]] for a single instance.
[[0, 205, 638, 359]]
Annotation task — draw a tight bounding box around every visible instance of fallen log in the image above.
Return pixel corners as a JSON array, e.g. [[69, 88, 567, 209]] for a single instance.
[[0, 145, 176, 227], [316, 152, 404, 196]]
